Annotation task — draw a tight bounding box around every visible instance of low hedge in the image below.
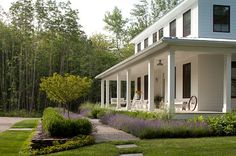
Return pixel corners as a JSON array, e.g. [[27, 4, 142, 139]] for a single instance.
[[42, 107, 92, 137], [79, 103, 170, 120], [32, 135, 95, 155]]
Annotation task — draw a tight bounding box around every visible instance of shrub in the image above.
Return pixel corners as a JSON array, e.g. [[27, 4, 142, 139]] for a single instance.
[[32, 135, 95, 155], [80, 103, 108, 119], [207, 112, 236, 136], [42, 107, 92, 137]]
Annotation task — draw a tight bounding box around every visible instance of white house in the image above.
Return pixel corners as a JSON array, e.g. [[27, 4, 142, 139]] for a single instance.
[[95, 0, 236, 117]]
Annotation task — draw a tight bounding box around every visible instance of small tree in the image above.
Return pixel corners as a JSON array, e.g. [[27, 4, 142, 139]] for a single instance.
[[40, 73, 92, 118]]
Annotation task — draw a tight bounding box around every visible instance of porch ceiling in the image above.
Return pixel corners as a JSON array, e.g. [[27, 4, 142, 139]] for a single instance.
[[96, 37, 236, 80]]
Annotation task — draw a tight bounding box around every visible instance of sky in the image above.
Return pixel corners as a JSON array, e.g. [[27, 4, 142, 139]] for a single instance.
[[0, 0, 138, 36]]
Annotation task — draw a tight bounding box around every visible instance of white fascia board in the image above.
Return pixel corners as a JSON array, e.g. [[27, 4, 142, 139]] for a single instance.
[[95, 40, 167, 79], [96, 37, 236, 79]]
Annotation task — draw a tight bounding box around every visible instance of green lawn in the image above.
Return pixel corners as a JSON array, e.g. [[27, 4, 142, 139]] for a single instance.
[[11, 119, 39, 128], [1, 119, 236, 156], [49, 137, 236, 156], [0, 131, 31, 156], [0, 119, 38, 156]]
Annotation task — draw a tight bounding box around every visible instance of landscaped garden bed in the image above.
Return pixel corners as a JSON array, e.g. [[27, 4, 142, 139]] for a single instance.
[[79, 103, 236, 139], [25, 107, 95, 155]]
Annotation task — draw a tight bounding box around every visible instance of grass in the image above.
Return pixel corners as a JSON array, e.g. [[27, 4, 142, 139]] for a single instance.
[[49, 137, 236, 156], [11, 119, 39, 128], [49, 143, 119, 156], [0, 119, 39, 156], [0, 131, 32, 156]]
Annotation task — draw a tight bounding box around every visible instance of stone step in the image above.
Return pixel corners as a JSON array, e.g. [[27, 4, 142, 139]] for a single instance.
[[9, 128, 33, 131], [120, 154, 143, 156], [116, 144, 138, 149]]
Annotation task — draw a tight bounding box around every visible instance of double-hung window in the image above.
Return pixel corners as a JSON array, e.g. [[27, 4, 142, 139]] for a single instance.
[[183, 9, 191, 37], [213, 5, 230, 33]]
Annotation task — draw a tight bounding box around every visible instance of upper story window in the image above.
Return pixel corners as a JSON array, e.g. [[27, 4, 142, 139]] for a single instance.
[[137, 43, 141, 52], [159, 28, 164, 40], [213, 5, 230, 33], [170, 19, 176, 37], [183, 9, 191, 37], [153, 32, 157, 43], [144, 38, 149, 48]]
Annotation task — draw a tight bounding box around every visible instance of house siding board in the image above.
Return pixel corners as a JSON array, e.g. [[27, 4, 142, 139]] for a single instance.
[[198, 55, 224, 111], [198, 0, 236, 39]]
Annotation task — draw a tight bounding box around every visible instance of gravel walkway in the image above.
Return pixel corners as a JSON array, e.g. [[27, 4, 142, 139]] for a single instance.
[[0, 117, 26, 133], [90, 119, 139, 143]]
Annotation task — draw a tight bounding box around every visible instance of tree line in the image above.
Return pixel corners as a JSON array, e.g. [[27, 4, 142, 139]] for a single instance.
[[0, 0, 178, 113]]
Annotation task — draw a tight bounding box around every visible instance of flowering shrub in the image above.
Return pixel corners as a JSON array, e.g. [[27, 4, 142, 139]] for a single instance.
[[100, 113, 212, 139]]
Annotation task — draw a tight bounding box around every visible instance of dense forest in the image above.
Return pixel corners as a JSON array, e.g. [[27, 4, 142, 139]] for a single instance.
[[0, 0, 178, 113]]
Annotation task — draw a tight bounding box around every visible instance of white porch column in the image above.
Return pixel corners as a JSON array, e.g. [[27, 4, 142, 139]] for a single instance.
[[223, 54, 232, 113], [148, 59, 155, 111], [106, 80, 110, 108], [167, 49, 175, 113], [117, 74, 121, 109], [101, 80, 105, 108], [126, 69, 131, 110]]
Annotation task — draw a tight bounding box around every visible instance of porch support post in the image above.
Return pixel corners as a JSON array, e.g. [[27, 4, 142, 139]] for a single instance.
[[223, 54, 232, 113], [106, 80, 110, 108], [117, 74, 121, 109], [126, 69, 131, 110], [167, 49, 175, 113], [101, 79, 105, 108], [148, 59, 155, 111]]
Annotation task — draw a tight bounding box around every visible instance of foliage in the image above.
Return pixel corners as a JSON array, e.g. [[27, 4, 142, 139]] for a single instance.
[[42, 107, 92, 137], [79, 103, 107, 119], [207, 112, 236, 136], [100, 113, 212, 139], [80, 103, 169, 120], [32, 135, 95, 155], [0, 109, 42, 118], [104, 7, 127, 50], [128, 0, 179, 38], [40, 73, 92, 117]]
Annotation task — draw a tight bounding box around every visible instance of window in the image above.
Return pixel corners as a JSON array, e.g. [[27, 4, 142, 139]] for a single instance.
[[170, 19, 176, 37], [213, 5, 230, 32], [137, 77, 141, 92], [144, 38, 149, 48], [183, 63, 191, 98], [137, 43, 141, 52], [232, 62, 236, 98], [153, 32, 157, 43], [183, 9, 191, 37], [159, 28, 164, 40], [144, 75, 148, 100]]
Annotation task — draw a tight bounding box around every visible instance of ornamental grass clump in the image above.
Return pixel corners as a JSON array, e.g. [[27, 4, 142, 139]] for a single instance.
[[100, 113, 212, 139]]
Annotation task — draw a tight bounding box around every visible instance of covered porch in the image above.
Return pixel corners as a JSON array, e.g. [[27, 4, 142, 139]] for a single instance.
[[96, 38, 236, 115]]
